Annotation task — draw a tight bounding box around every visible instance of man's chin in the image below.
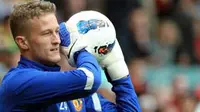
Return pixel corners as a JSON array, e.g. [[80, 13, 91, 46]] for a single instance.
[[50, 56, 61, 64], [55, 57, 62, 63]]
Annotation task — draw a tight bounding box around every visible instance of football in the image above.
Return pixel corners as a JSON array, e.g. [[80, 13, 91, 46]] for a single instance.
[[65, 10, 117, 61]]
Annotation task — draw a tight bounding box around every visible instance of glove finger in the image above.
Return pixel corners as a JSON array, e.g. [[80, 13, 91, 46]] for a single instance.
[[59, 22, 71, 47]]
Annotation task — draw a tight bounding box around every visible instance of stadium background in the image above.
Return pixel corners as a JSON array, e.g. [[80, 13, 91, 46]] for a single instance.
[[1, 0, 200, 111]]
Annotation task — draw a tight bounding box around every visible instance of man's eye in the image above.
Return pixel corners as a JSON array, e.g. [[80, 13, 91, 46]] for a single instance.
[[42, 32, 51, 35]]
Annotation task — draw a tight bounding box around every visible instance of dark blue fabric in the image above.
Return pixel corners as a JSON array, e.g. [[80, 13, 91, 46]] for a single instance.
[[0, 53, 141, 112], [85, 76, 141, 112], [0, 51, 101, 112]]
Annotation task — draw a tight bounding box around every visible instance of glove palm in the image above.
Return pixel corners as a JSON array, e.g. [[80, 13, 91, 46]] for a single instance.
[[100, 40, 129, 81]]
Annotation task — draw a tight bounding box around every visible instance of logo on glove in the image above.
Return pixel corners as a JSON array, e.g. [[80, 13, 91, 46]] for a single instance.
[[77, 19, 108, 34], [94, 40, 115, 55]]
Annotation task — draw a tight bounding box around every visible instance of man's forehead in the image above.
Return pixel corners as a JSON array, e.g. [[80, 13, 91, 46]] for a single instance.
[[30, 13, 59, 29]]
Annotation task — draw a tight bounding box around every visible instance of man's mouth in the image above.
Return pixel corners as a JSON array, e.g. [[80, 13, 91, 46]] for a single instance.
[[50, 48, 59, 51]]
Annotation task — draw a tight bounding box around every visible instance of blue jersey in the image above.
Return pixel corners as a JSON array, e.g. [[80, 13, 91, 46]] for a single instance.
[[0, 51, 141, 112]]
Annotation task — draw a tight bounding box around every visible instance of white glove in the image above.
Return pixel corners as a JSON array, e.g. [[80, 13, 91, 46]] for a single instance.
[[59, 22, 88, 67], [100, 39, 129, 81]]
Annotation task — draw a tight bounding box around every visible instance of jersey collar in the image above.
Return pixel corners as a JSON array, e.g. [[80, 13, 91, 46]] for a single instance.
[[18, 56, 61, 71]]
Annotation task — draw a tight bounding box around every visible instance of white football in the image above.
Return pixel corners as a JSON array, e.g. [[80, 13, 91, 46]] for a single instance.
[[65, 10, 116, 61]]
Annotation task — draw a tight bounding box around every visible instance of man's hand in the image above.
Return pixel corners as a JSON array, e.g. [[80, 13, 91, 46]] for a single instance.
[[59, 22, 88, 67], [100, 40, 129, 81]]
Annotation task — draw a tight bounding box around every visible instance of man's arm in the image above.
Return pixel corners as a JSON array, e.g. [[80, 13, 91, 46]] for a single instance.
[[109, 75, 141, 112], [84, 75, 141, 112], [84, 39, 141, 112], [4, 51, 101, 106]]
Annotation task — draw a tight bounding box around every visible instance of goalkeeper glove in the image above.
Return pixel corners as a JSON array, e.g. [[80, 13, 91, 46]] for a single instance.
[[59, 22, 88, 67], [100, 40, 129, 81]]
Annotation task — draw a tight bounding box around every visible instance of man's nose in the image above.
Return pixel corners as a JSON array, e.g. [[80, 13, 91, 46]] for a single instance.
[[52, 33, 61, 44]]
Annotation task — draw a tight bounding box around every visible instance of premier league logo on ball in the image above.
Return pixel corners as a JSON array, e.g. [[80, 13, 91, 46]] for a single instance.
[[77, 19, 107, 34]]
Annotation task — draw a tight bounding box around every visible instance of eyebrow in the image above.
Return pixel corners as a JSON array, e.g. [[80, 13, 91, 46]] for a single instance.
[[41, 26, 59, 33]]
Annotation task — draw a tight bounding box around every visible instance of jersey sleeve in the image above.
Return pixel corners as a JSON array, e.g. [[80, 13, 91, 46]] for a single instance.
[[85, 75, 141, 112], [4, 51, 101, 106]]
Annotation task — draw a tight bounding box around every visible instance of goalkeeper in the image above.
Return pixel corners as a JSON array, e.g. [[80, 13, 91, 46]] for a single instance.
[[0, 1, 141, 112]]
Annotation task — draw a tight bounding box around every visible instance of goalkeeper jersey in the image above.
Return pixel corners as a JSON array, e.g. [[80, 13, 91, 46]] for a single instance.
[[0, 51, 141, 112]]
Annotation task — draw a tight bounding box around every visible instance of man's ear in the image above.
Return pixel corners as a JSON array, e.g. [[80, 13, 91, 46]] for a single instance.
[[15, 36, 29, 50]]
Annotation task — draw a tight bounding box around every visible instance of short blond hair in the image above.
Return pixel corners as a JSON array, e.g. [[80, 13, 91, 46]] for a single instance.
[[9, 1, 56, 38]]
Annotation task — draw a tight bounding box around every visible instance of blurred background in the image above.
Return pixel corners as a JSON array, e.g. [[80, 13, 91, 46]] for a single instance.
[[1, 0, 200, 111]]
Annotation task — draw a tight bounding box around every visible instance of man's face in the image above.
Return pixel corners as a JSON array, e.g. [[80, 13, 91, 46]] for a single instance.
[[27, 13, 61, 65]]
